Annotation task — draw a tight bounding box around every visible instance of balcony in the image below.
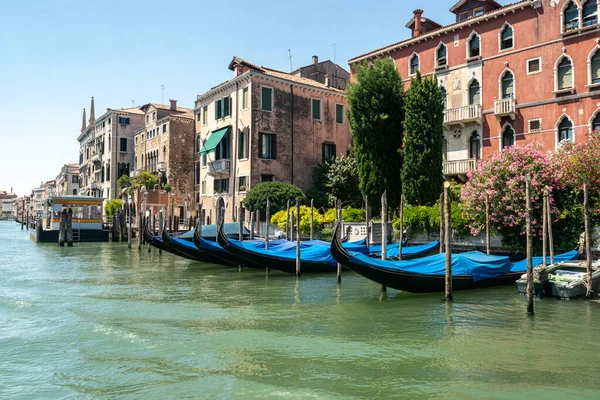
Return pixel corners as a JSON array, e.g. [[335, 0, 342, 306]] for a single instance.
[[494, 97, 516, 120], [90, 152, 102, 164], [208, 159, 230, 177], [443, 158, 477, 181], [443, 105, 482, 127]]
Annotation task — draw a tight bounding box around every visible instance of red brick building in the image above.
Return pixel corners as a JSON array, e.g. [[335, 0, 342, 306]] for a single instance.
[[349, 0, 600, 180]]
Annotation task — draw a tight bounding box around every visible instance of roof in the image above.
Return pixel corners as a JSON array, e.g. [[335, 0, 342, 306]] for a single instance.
[[349, 0, 531, 65], [108, 107, 145, 115], [228, 56, 265, 72], [143, 104, 194, 120], [260, 67, 345, 93], [450, 0, 502, 13], [290, 59, 350, 76], [405, 16, 443, 29]]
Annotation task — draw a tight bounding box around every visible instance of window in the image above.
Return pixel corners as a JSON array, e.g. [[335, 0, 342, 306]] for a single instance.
[[591, 49, 600, 84], [194, 163, 200, 185], [557, 57, 574, 90], [214, 179, 229, 194], [469, 132, 480, 160], [322, 143, 336, 163], [312, 99, 322, 120], [146, 115, 149, 123], [502, 125, 515, 149], [583, 0, 598, 27], [335, 104, 344, 124], [440, 87, 447, 109], [201, 140, 207, 166], [223, 96, 231, 117], [500, 24, 513, 50], [473, 7, 484, 17], [72, 175, 79, 183], [73, 189, 78, 195], [409, 54, 419, 75], [237, 176, 248, 192], [120, 138, 127, 152], [469, 79, 481, 105], [527, 57, 541, 74], [201, 180, 206, 194], [260, 174, 274, 182], [592, 112, 600, 131], [202, 106, 208, 124], [152, 112, 156, 120], [501, 71, 514, 99], [558, 117, 573, 142], [436, 44, 447, 67], [259, 133, 276, 159], [564, 1, 579, 32], [468, 34, 480, 58], [135, 136, 138, 146], [238, 127, 249, 159], [242, 87, 249, 109], [459, 11, 470, 22], [262, 87, 273, 111], [196, 112, 201, 121], [529, 119, 542, 132], [118, 117, 130, 125], [162, 124, 166, 133], [215, 99, 222, 119]]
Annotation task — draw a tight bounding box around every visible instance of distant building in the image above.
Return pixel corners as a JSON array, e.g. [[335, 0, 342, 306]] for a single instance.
[[349, 0, 600, 181], [193, 56, 351, 224], [292, 55, 350, 90], [56, 163, 80, 196], [133, 100, 195, 219]]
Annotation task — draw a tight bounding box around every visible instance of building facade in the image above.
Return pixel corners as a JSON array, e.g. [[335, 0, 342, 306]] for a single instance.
[[349, 0, 600, 180], [77, 97, 145, 200], [133, 100, 195, 219], [193, 56, 351, 224], [56, 163, 80, 196]]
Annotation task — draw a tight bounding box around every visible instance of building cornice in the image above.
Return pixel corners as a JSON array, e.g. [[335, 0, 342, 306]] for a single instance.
[[348, 0, 532, 65]]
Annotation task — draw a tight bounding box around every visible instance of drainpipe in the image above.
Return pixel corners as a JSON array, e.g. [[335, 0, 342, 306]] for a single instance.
[[231, 81, 239, 222], [290, 85, 294, 184]]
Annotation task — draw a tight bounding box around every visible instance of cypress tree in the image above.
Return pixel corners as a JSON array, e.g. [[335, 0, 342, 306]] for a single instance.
[[401, 71, 445, 206], [347, 58, 404, 209]]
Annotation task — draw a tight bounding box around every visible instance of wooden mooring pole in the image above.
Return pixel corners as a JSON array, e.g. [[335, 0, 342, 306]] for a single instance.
[[66, 208, 73, 247], [239, 201, 244, 242], [128, 203, 132, 249], [583, 183, 593, 299], [256, 210, 261, 239], [444, 182, 452, 302], [58, 209, 66, 247], [398, 194, 404, 261], [337, 199, 342, 284], [439, 192, 444, 253], [485, 193, 491, 255], [381, 191, 388, 292], [545, 188, 555, 265], [310, 198, 314, 241], [525, 177, 534, 315], [265, 198, 271, 273], [542, 190, 548, 268], [295, 197, 301, 278], [286, 200, 290, 241], [365, 197, 370, 252], [158, 208, 163, 254]]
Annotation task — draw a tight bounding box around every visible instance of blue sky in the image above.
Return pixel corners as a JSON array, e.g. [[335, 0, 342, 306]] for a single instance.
[[0, 0, 472, 196]]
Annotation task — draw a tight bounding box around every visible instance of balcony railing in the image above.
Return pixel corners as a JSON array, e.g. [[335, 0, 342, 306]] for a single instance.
[[90, 152, 102, 164], [208, 159, 231, 177], [494, 97, 516, 120], [443, 104, 482, 127], [443, 158, 477, 177]]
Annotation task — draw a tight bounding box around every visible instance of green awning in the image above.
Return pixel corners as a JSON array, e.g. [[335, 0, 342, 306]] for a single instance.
[[200, 126, 230, 155]]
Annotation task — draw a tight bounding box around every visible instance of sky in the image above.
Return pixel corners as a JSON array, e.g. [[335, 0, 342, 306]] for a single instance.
[[0, 0, 471, 196]]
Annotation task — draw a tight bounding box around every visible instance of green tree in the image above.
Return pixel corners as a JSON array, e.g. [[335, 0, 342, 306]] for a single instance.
[[401, 71, 445, 206], [118, 175, 132, 191], [132, 171, 158, 190], [347, 58, 404, 209], [305, 163, 330, 209], [104, 199, 123, 216], [325, 155, 362, 207], [243, 182, 306, 213]]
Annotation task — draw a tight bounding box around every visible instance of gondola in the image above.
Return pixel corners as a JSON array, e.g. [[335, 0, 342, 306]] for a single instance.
[[330, 224, 547, 293], [192, 224, 259, 268], [143, 222, 199, 262], [160, 224, 234, 265]]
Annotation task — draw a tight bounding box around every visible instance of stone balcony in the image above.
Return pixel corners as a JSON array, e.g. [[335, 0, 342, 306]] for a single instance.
[[208, 159, 230, 177], [494, 97, 516, 120], [443, 158, 477, 181], [443, 104, 482, 127], [90, 152, 102, 164]]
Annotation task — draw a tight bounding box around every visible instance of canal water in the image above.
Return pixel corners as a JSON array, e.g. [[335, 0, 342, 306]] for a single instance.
[[1, 221, 599, 399]]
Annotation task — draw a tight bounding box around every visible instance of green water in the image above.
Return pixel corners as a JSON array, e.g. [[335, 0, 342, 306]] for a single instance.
[[0, 221, 599, 399]]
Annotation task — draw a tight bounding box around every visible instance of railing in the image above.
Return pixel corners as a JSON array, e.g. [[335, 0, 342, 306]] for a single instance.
[[444, 104, 482, 126], [494, 97, 516, 118], [208, 159, 230, 176], [90, 152, 102, 163], [443, 158, 477, 176]]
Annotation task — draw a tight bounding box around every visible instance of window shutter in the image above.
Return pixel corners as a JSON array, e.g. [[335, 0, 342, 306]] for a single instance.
[[214, 102, 218, 120], [332, 144, 337, 159], [501, 26, 512, 41], [258, 133, 264, 158], [238, 130, 243, 159], [271, 135, 277, 160]]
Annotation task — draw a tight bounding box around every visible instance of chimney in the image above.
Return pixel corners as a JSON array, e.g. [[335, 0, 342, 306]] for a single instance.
[[413, 9, 424, 37], [324, 74, 331, 87], [169, 99, 177, 111], [312, 55, 318, 65], [235, 65, 244, 77]]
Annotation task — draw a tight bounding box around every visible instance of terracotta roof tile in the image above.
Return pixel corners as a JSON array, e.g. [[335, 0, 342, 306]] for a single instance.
[[260, 67, 345, 93]]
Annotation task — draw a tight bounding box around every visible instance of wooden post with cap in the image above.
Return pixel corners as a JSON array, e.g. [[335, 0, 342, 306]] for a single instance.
[[381, 191, 387, 292], [295, 197, 301, 277], [444, 181, 452, 301], [583, 183, 594, 299], [485, 193, 491, 255], [398, 194, 404, 261], [439, 192, 444, 253], [525, 176, 534, 315], [545, 188, 555, 265], [265, 198, 271, 273], [337, 199, 342, 283], [310, 198, 314, 241]]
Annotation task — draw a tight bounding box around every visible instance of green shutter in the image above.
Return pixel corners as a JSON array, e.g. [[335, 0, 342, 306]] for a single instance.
[[214, 100, 219, 120], [336, 104, 344, 124], [262, 88, 272, 111], [502, 73, 514, 98], [501, 26, 512, 41], [312, 99, 321, 120], [271, 134, 276, 160]]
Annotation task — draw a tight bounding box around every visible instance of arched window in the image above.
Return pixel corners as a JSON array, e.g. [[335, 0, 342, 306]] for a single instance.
[[73, 189, 78, 195], [564, 1, 579, 32], [409, 53, 419, 75], [501, 71, 515, 99], [583, 0, 599, 27], [468, 33, 480, 58], [440, 86, 447, 109], [134, 156, 137, 169], [591, 112, 600, 132], [502, 125, 515, 149], [469, 132, 480, 159], [436, 44, 447, 67], [141, 154, 144, 169], [557, 57, 574, 90], [558, 117, 573, 142], [591, 48, 600, 84], [469, 79, 481, 105], [106, 164, 110, 181], [500, 24, 514, 50]]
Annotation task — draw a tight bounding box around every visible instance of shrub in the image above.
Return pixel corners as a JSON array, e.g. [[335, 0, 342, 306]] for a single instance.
[[243, 182, 306, 213], [104, 199, 123, 217], [270, 206, 325, 235]]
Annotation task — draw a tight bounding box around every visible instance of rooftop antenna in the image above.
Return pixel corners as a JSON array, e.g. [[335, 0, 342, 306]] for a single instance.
[[161, 84, 164, 104], [288, 49, 293, 72], [132, 100, 135, 106]]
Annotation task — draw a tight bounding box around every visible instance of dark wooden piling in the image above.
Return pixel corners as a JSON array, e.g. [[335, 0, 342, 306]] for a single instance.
[[485, 193, 491, 255], [398, 194, 404, 261], [58, 209, 66, 247], [525, 177, 534, 315], [115, 214, 124, 243], [66, 208, 73, 246], [250, 210, 255, 240], [583, 183, 594, 299], [20, 198, 24, 230], [542, 190, 548, 268], [256, 210, 261, 239], [239, 201, 244, 242], [381, 191, 387, 292], [310, 199, 314, 241], [365, 197, 370, 252], [265, 199, 270, 251], [337, 199, 342, 284], [444, 182, 452, 302], [26, 209, 29, 230], [295, 197, 301, 278], [545, 188, 555, 265], [158, 209, 163, 254], [128, 203, 133, 249], [439, 192, 444, 253], [286, 200, 290, 241]]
